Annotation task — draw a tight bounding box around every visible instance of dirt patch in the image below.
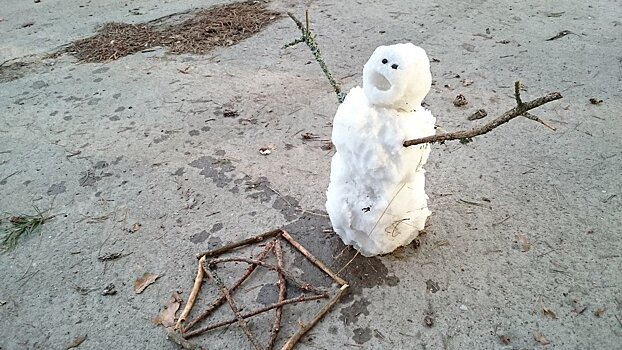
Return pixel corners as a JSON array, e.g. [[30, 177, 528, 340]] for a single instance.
[[63, 1, 280, 62]]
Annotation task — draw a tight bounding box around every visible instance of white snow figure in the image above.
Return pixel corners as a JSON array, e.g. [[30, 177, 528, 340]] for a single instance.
[[326, 43, 435, 257]]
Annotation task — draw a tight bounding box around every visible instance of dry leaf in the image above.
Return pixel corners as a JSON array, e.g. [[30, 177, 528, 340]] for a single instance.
[[542, 305, 557, 320], [301, 132, 318, 140], [594, 308, 605, 317], [533, 330, 550, 345], [423, 315, 434, 327], [130, 223, 141, 233], [453, 94, 468, 107], [134, 272, 159, 294], [66, 334, 87, 349], [498, 335, 511, 345], [102, 283, 117, 296], [516, 233, 530, 252], [535, 296, 558, 320], [467, 109, 488, 121], [154, 293, 182, 327], [461, 79, 474, 86]]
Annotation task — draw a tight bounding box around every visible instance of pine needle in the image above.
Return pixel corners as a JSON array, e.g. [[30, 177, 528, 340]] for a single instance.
[[1, 207, 53, 250]]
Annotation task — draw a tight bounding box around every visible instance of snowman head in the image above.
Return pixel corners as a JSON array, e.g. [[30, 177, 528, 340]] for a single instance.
[[362, 43, 432, 111]]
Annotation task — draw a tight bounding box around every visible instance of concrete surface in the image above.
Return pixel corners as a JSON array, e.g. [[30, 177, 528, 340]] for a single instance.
[[1, 0, 621, 349]]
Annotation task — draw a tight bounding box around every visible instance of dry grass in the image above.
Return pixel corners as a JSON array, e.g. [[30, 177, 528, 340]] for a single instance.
[[64, 1, 280, 62]]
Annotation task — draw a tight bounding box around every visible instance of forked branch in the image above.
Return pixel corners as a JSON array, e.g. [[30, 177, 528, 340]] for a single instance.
[[403, 82, 561, 147]]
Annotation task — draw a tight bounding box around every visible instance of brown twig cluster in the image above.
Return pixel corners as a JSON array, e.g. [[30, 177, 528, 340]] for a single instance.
[[168, 229, 349, 350], [64, 1, 280, 62]]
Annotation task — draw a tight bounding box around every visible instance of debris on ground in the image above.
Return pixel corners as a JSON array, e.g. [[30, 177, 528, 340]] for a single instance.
[[546, 30, 572, 41], [154, 293, 182, 327], [533, 330, 551, 345], [594, 308, 605, 317], [423, 315, 434, 327], [589, 98, 603, 105], [453, 94, 468, 107], [98, 251, 132, 261], [302, 132, 319, 140], [515, 233, 530, 252], [102, 283, 117, 296], [134, 273, 159, 294], [166, 229, 349, 350], [62, 1, 280, 62], [129, 223, 142, 233], [1, 207, 53, 250], [65, 334, 87, 349], [467, 109, 487, 121], [223, 109, 239, 118]]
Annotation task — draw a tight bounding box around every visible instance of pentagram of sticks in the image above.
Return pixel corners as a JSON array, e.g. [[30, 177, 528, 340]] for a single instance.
[[167, 229, 349, 350]]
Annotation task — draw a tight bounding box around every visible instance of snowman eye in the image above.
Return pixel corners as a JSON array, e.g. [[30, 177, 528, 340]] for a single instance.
[[391, 64, 399, 69], [382, 58, 388, 64]]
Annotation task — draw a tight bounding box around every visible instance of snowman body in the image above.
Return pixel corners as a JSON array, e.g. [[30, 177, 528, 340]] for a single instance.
[[326, 43, 435, 256]]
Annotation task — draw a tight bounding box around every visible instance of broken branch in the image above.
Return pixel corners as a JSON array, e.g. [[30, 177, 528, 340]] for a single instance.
[[183, 294, 327, 338], [203, 263, 264, 350], [404, 85, 562, 147], [281, 230, 347, 286], [281, 284, 350, 350], [196, 228, 281, 259], [267, 240, 287, 350], [175, 256, 205, 330], [208, 257, 328, 297]]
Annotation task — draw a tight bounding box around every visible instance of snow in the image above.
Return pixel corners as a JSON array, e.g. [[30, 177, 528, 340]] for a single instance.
[[326, 43, 436, 256]]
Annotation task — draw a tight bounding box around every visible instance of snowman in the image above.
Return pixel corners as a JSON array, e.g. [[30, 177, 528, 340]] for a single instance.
[[326, 43, 436, 257]]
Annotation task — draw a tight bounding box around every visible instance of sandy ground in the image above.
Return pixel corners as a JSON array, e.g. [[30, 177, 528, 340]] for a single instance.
[[1, 0, 621, 349]]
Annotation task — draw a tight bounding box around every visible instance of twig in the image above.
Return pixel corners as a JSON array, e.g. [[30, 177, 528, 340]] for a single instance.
[[523, 112, 557, 131], [514, 81, 523, 107], [175, 256, 205, 330], [268, 240, 287, 350], [280, 230, 347, 286], [183, 294, 327, 338], [286, 12, 345, 103], [196, 229, 281, 259], [203, 264, 264, 350], [208, 257, 328, 296], [404, 84, 562, 147], [281, 284, 350, 350], [183, 240, 276, 332]]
